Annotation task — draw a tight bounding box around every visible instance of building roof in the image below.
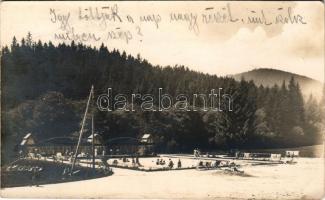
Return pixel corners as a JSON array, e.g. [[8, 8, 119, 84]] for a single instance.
[[23, 133, 32, 139], [87, 133, 100, 139], [21, 133, 34, 146], [87, 133, 102, 144], [140, 134, 153, 144], [20, 139, 27, 146], [142, 134, 151, 139]]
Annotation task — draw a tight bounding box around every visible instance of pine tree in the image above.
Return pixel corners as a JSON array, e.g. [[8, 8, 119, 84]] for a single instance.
[[26, 32, 33, 47]]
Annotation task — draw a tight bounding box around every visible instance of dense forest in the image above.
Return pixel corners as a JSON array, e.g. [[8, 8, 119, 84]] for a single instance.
[[1, 33, 325, 163]]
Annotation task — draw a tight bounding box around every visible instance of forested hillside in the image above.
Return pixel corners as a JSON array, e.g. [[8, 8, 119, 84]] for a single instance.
[[1, 34, 324, 163]]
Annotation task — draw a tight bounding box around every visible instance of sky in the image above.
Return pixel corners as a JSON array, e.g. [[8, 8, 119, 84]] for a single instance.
[[1, 1, 324, 82]]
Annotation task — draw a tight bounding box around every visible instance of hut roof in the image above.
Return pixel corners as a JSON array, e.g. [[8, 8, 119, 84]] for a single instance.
[[20, 139, 27, 146], [141, 134, 151, 139], [87, 133, 100, 139], [23, 133, 32, 139], [20, 133, 34, 146]]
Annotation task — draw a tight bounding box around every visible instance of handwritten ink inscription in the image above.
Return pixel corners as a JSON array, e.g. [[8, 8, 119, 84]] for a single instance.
[[50, 3, 307, 44]]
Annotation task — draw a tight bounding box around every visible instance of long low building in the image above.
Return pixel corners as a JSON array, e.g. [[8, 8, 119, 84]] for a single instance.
[[20, 133, 155, 157], [20, 133, 106, 157]]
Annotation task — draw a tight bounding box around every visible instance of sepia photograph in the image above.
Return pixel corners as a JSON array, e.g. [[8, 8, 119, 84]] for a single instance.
[[0, 1, 324, 199]]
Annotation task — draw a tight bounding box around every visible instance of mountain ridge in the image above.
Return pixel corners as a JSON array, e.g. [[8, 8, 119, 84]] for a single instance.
[[231, 68, 323, 99]]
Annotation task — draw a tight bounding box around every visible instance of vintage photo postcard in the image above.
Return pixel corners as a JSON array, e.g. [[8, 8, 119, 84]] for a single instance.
[[0, 1, 324, 199]]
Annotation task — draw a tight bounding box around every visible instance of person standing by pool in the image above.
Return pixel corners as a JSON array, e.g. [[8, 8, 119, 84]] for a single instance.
[[177, 159, 182, 168], [168, 159, 174, 169]]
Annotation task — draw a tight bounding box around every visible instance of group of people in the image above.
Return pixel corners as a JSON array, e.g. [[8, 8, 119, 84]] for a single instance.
[[156, 158, 182, 169], [197, 159, 243, 172], [131, 157, 141, 166], [115, 156, 142, 167], [156, 158, 166, 165], [197, 160, 226, 169]]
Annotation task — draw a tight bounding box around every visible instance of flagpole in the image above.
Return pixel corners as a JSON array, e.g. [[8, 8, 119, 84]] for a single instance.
[[71, 85, 94, 174], [92, 86, 95, 174]]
